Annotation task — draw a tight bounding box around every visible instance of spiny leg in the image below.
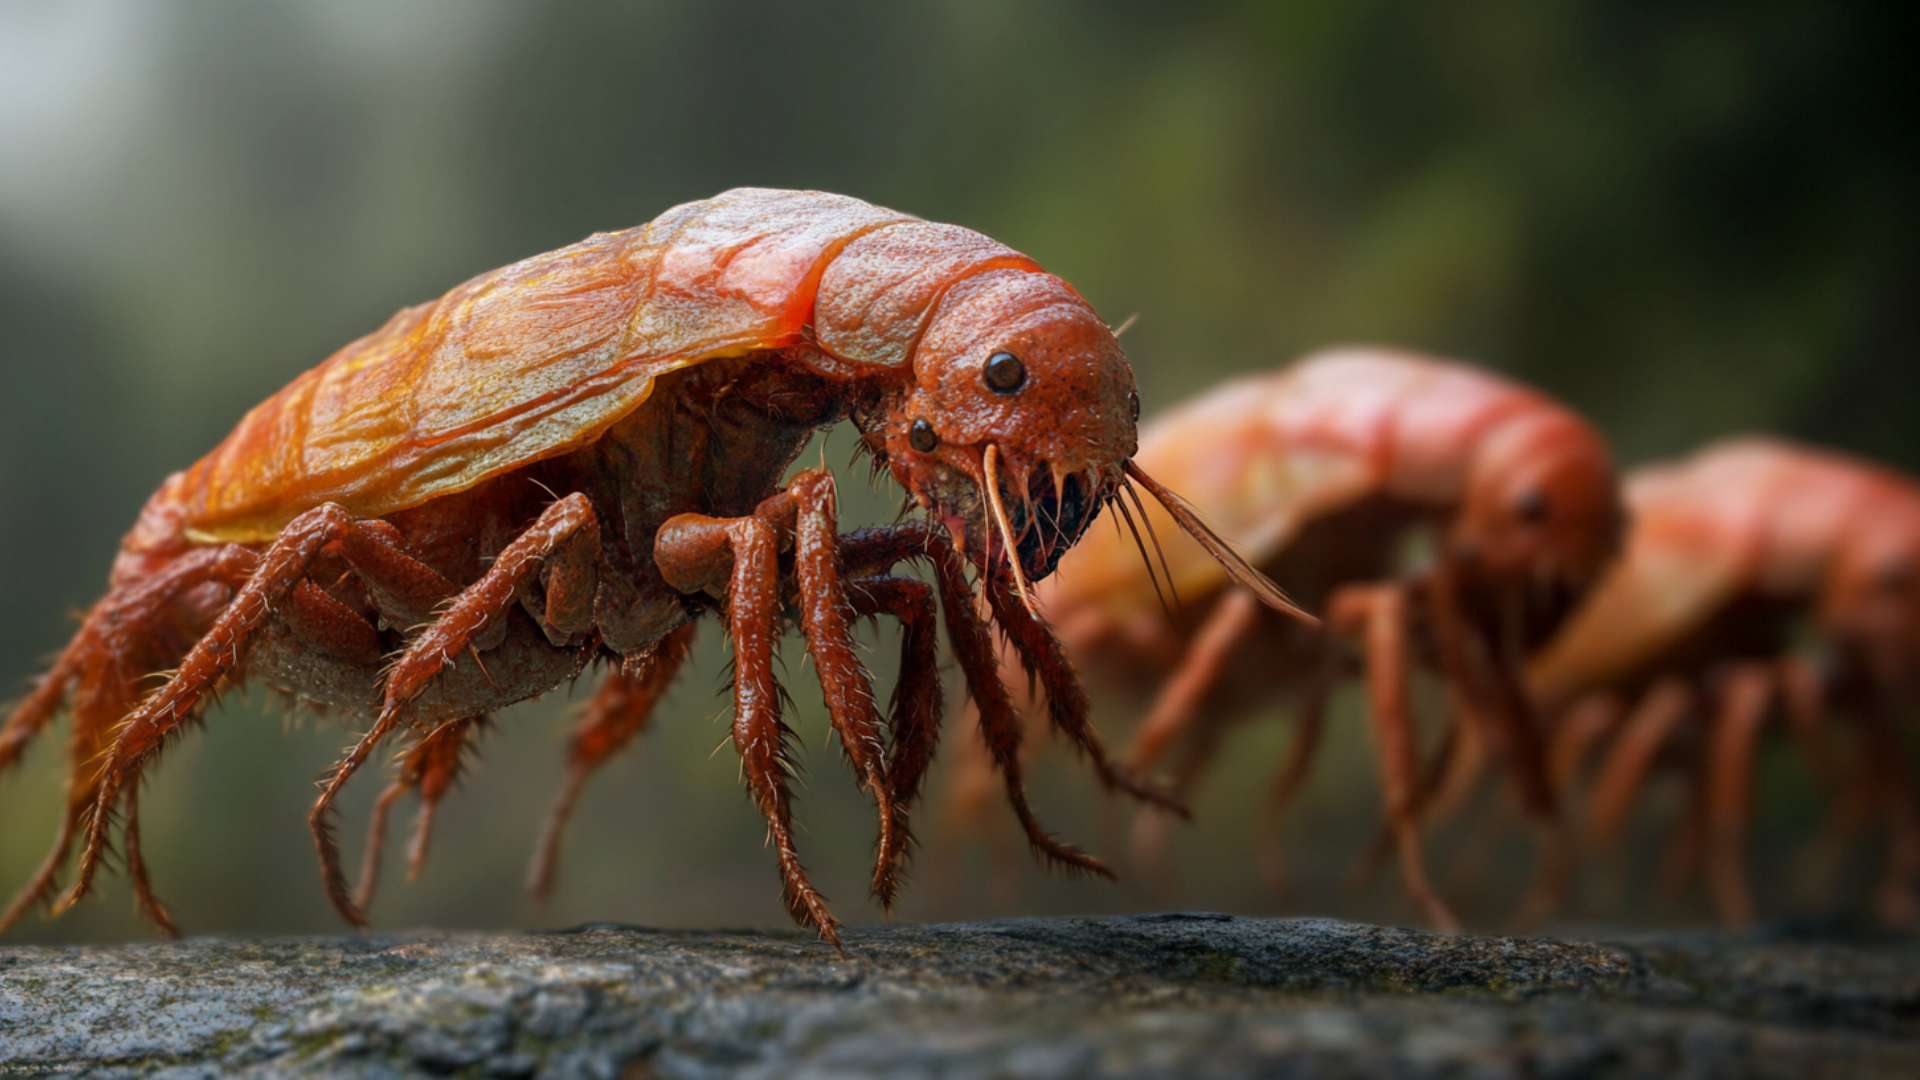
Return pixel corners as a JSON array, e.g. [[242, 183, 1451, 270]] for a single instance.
[[120, 780, 176, 937], [527, 624, 696, 903], [846, 574, 941, 906], [56, 505, 426, 915], [311, 493, 601, 927], [985, 577, 1185, 817], [0, 643, 81, 774], [841, 522, 1113, 879], [1705, 663, 1774, 927], [656, 508, 838, 944], [354, 716, 483, 912], [2, 546, 257, 931], [783, 471, 900, 894], [1330, 583, 1460, 932]]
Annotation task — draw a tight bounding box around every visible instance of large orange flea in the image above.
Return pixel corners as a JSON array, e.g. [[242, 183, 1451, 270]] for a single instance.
[[1531, 437, 1920, 926], [0, 188, 1302, 945], [946, 349, 1623, 929]]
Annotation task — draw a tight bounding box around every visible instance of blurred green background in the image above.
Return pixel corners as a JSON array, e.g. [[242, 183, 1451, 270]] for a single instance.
[[1, 1, 1912, 943]]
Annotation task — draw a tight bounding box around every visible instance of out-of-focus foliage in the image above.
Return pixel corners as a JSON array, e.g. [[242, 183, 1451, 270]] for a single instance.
[[1, 1, 1911, 941]]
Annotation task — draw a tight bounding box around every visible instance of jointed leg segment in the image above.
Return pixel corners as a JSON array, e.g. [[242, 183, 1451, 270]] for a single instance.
[[526, 625, 696, 902], [55, 504, 450, 917], [354, 716, 484, 913], [1330, 582, 1461, 932], [310, 493, 601, 927]]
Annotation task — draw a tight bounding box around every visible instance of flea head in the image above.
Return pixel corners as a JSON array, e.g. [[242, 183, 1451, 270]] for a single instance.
[[861, 269, 1136, 585], [854, 267, 1310, 623], [1453, 408, 1625, 628]]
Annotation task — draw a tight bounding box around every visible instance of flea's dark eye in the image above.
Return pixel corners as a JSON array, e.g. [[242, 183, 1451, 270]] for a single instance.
[[1514, 489, 1550, 525], [1128, 390, 1141, 421], [909, 418, 939, 453], [984, 351, 1027, 394]]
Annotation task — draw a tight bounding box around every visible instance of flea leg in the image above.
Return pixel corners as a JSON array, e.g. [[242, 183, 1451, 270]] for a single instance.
[[1658, 751, 1711, 899], [1705, 664, 1774, 927], [1125, 588, 1262, 776], [120, 781, 176, 937], [310, 493, 601, 927], [1331, 583, 1460, 932], [1549, 693, 1625, 798], [1130, 698, 1235, 876], [1584, 678, 1694, 847], [1777, 659, 1842, 791], [1777, 658, 1864, 904], [661, 473, 902, 890], [840, 522, 1114, 878], [1255, 648, 1334, 894], [356, 777, 410, 914], [1354, 701, 1481, 893], [526, 624, 696, 903], [656, 504, 840, 944], [58, 507, 404, 915], [0, 642, 83, 775], [353, 716, 483, 911], [939, 700, 1005, 837], [1123, 587, 1261, 870], [402, 718, 481, 881], [985, 576, 1185, 815], [846, 574, 942, 906], [1426, 567, 1565, 924], [2, 546, 253, 932], [1859, 710, 1920, 927], [783, 471, 900, 895], [57, 504, 468, 917]]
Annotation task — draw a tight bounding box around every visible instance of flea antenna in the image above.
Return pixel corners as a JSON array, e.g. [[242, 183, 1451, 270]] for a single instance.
[[983, 445, 1038, 616], [1122, 460, 1316, 625], [1121, 478, 1182, 611], [1110, 489, 1174, 619]]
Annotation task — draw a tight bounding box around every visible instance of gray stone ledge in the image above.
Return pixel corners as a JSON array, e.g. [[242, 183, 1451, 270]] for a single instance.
[[2, 914, 1916, 1077]]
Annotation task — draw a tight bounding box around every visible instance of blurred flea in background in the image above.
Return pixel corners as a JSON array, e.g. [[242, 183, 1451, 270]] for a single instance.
[[1532, 438, 1920, 927], [946, 348, 1624, 930]]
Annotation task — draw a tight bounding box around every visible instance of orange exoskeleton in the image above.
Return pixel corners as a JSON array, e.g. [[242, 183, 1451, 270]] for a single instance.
[[0, 188, 1304, 945]]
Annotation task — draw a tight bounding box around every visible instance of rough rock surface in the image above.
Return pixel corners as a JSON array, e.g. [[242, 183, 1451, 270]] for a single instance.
[[2, 914, 1916, 1077]]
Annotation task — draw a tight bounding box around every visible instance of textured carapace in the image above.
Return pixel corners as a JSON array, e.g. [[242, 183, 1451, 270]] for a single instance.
[[1, 187, 1300, 946]]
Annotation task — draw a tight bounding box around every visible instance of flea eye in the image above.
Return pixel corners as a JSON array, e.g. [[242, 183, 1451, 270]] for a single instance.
[[909, 418, 939, 453], [1514, 489, 1550, 524], [1129, 390, 1141, 421], [984, 351, 1027, 394]]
